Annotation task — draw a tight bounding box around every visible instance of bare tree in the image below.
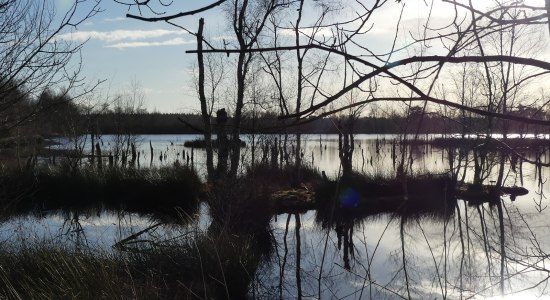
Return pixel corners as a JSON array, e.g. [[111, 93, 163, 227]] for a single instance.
[[117, 0, 550, 177], [110, 79, 146, 166], [0, 0, 102, 134]]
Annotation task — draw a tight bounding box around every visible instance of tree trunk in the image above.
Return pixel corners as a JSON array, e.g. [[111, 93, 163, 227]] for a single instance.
[[216, 109, 229, 178], [196, 18, 214, 180]]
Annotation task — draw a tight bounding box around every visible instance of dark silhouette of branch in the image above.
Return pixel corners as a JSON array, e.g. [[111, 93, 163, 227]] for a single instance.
[[189, 43, 550, 121], [188, 47, 550, 71], [125, 0, 227, 22]]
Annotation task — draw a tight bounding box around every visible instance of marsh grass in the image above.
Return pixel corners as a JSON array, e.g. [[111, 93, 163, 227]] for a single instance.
[[0, 245, 138, 299], [242, 163, 322, 189], [0, 165, 202, 221], [315, 171, 457, 226], [205, 164, 321, 235], [0, 229, 270, 300]]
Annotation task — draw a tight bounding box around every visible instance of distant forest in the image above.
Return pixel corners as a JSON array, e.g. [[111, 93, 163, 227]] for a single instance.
[[84, 111, 549, 135], [11, 89, 549, 137], [5, 85, 549, 138]]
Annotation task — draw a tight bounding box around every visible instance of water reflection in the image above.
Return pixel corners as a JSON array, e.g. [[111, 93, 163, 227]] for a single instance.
[[6, 134, 550, 299], [1, 203, 547, 299], [268, 200, 550, 299]]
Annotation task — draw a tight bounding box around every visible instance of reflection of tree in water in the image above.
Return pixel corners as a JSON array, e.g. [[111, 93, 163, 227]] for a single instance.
[[296, 198, 550, 298], [60, 210, 88, 251], [8, 136, 550, 298], [263, 141, 550, 299], [335, 222, 354, 271]]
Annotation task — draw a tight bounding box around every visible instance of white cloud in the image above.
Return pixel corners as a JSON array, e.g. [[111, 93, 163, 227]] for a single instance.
[[105, 37, 195, 49], [56, 29, 186, 43], [104, 17, 126, 22]]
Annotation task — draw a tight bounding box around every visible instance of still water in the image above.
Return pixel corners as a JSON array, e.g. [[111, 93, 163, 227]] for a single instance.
[[10, 134, 550, 299]]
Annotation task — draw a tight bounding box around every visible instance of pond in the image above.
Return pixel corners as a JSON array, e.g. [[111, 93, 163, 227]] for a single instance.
[[7, 134, 550, 299]]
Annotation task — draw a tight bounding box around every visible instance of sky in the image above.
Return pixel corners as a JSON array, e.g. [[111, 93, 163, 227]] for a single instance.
[[54, 1, 221, 113], [53, 0, 550, 114]]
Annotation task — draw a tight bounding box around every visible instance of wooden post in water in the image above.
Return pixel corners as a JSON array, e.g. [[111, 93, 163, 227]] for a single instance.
[[90, 133, 95, 163], [319, 134, 322, 155], [149, 140, 154, 167], [191, 147, 194, 167], [131, 143, 137, 166], [95, 143, 102, 170], [108, 153, 113, 168]]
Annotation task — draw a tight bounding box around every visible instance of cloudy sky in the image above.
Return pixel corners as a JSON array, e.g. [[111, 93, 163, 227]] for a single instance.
[[53, 0, 549, 113], [54, 1, 218, 113]]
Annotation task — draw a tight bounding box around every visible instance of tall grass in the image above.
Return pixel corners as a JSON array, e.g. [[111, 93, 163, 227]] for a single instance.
[[206, 163, 321, 236], [0, 165, 202, 221], [0, 245, 140, 299], [0, 228, 272, 299], [314, 171, 457, 226], [0, 163, 287, 299]]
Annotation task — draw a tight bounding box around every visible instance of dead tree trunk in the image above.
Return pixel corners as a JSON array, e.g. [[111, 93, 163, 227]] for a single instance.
[[216, 108, 229, 179], [196, 18, 215, 180]]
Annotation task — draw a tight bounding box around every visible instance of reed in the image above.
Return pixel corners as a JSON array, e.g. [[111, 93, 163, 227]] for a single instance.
[[0, 165, 202, 220], [0, 229, 271, 300], [314, 171, 457, 226]]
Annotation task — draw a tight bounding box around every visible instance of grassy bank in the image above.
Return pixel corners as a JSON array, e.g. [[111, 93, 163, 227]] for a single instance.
[[314, 172, 457, 226], [0, 165, 202, 221], [0, 231, 271, 299], [205, 163, 321, 234], [0, 163, 469, 299]]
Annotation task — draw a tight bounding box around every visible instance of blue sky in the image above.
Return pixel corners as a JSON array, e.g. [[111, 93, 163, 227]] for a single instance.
[[55, 1, 220, 113]]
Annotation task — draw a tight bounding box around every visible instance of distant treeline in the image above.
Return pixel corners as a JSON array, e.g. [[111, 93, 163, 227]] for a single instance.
[[86, 112, 549, 135], [89, 113, 402, 134]]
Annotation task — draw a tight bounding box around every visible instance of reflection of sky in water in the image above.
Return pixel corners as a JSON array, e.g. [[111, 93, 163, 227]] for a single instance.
[[51, 133, 550, 189], [270, 202, 550, 299], [28, 134, 550, 298], [0, 212, 153, 249], [0, 204, 211, 250]]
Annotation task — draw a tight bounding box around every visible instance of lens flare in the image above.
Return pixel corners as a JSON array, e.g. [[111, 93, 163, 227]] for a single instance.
[[339, 187, 360, 209]]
